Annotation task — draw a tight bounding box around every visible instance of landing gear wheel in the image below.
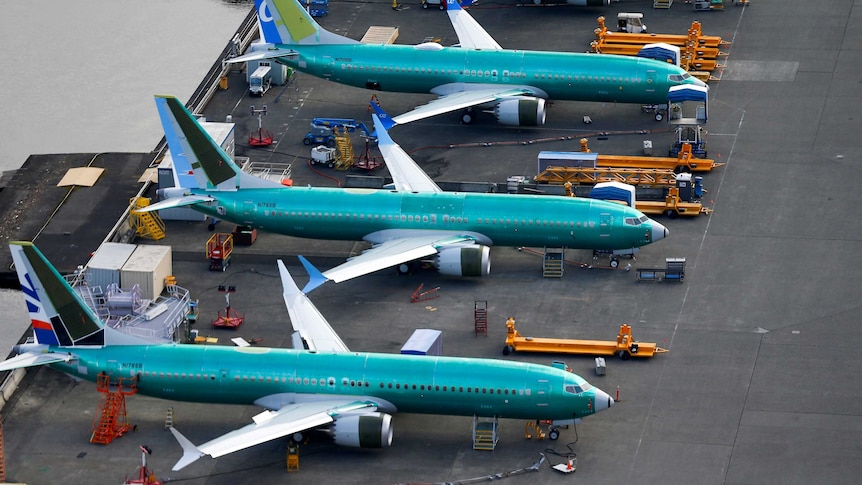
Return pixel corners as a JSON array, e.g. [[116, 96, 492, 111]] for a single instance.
[[461, 112, 473, 124], [548, 428, 560, 441], [610, 258, 619, 269], [655, 112, 663, 121], [502, 345, 513, 356]]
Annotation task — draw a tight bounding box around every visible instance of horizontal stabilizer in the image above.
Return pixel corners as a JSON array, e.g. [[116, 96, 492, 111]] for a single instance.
[[133, 195, 214, 213], [0, 352, 71, 372], [226, 47, 298, 65]]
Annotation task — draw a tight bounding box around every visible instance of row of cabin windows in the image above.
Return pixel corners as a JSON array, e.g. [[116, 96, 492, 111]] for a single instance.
[[139, 371, 528, 395], [264, 210, 597, 228], [380, 381, 524, 396], [340, 63, 641, 84]]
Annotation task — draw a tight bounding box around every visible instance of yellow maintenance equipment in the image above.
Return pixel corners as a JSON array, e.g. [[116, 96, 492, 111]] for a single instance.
[[635, 185, 713, 218], [536, 165, 678, 187], [591, 18, 729, 80], [503, 318, 668, 359], [128, 197, 166, 240], [578, 139, 723, 173]]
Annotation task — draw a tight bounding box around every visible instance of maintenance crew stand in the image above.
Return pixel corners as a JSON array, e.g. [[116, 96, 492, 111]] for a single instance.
[[287, 443, 300, 472], [474, 301, 488, 336], [91, 373, 139, 445], [129, 197, 166, 241], [667, 85, 709, 158]]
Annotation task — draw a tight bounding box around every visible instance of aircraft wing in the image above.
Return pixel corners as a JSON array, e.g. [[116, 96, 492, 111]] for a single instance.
[[278, 260, 349, 352], [372, 113, 441, 193], [391, 87, 532, 125], [0, 351, 71, 372], [171, 399, 377, 471], [132, 195, 215, 213], [303, 234, 476, 292], [446, 0, 502, 50]]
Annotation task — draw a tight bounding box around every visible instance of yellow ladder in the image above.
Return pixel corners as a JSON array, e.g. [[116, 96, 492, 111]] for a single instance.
[[334, 126, 355, 170], [129, 197, 166, 240], [472, 416, 499, 451]]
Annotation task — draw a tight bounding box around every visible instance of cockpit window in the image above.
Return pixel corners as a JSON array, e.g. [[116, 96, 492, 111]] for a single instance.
[[625, 215, 649, 226], [669, 72, 692, 83], [564, 382, 593, 394]]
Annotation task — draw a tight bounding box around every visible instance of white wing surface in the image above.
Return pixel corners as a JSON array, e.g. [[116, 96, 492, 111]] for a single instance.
[[446, 0, 502, 50], [372, 114, 441, 193], [391, 87, 531, 125], [278, 260, 349, 352], [319, 234, 476, 286], [171, 399, 376, 470]]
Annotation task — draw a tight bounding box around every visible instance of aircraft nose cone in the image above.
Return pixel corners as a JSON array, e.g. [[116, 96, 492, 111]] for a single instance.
[[651, 220, 668, 242], [593, 388, 614, 413]]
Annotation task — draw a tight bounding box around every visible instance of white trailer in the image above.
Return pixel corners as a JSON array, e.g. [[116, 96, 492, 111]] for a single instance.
[[248, 65, 272, 96]]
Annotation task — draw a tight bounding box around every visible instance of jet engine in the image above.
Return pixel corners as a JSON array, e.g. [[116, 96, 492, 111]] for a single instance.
[[433, 245, 491, 277], [494, 97, 547, 126], [331, 412, 394, 448]]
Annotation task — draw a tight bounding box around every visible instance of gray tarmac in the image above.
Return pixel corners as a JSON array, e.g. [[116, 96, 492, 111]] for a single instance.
[[3, 1, 862, 484]]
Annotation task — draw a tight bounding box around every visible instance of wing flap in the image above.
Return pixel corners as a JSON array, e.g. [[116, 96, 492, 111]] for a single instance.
[[171, 399, 377, 470], [391, 88, 530, 125], [321, 234, 476, 285]]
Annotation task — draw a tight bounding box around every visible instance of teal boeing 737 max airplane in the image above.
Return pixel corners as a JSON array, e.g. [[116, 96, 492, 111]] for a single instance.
[[141, 95, 667, 292], [228, 0, 705, 126], [0, 242, 614, 471]]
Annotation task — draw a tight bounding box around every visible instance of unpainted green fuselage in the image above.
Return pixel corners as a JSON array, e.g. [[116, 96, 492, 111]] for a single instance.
[[277, 43, 697, 104], [192, 186, 655, 251], [50, 344, 600, 420]]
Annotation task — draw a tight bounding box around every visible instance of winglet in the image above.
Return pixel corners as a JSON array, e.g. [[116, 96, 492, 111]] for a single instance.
[[370, 102, 396, 132], [448, 0, 466, 10], [298, 256, 329, 293], [169, 427, 206, 471]]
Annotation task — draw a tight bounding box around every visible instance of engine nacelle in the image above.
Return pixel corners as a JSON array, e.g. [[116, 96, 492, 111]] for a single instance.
[[331, 412, 394, 448], [494, 97, 546, 126], [434, 245, 491, 277]]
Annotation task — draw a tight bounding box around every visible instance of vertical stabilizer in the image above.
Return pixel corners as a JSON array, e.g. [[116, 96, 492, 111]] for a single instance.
[[256, 0, 358, 45], [10, 242, 105, 347], [156, 96, 282, 190]]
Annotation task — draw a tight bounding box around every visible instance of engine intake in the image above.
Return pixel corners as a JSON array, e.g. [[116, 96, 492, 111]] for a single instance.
[[494, 97, 546, 126], [434, 245, 491, 277], [331, 412, 394, 448]]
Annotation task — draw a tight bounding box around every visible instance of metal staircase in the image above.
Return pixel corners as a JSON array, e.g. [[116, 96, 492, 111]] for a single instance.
[[90, 373, 138, 445], [474, 300, 488, 336], [334, 125, 355, 170], [129, 197, 165, 240], [543, 247, 565, 278], [472, 416, 499, 451]]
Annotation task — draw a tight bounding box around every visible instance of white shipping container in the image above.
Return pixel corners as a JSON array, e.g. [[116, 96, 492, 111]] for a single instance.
[[121, 245, 173, 301], [85, 242, 137, 291]]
